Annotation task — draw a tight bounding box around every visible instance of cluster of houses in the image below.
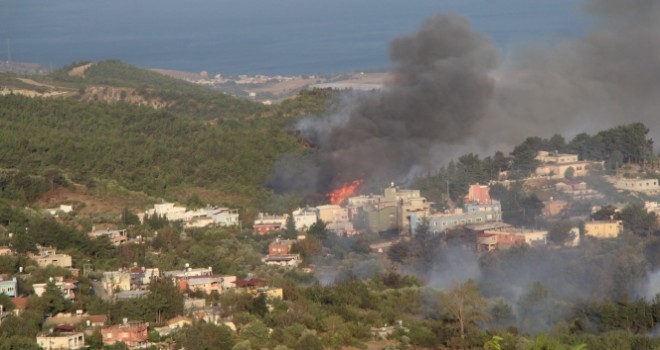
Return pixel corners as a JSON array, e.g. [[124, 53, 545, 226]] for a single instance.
[[254, 185, 434, 236], [139, 202, 239, 228], [1, 248, 283, 349]]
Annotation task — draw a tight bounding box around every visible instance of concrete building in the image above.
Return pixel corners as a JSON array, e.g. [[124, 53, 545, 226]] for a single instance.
[[88, 229, 128, 246], [33, 278, 78, 300], [205, 208, 239, 227], [37, 328, 85, 349], [262, 254, 302, 267], [477, 228, 548, 252], [32, 247, 73, 269], [102, 271, 131, 296], [411, 200, 502, 234], [317, 205, 349, 224], [535, 151, 599, 178], [101, 321, 148, 348], [612, 177, 660, 193], [464, 183, 492, 204], [584, 220, 624, 239], [142, 203, 239, 228], [292, 207, 318, 231], [0, 276, 17, 297], [253, 213, 288, 235], [268, 238, 296, 256], [178, 275, 236, 295]]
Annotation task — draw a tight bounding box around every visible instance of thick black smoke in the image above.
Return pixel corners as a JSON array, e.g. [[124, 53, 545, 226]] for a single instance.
[[274, 15, 497, 193], [271, 0, 660, 194]]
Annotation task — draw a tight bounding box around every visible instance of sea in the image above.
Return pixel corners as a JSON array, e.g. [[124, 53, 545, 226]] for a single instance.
[[0, 0, 587, 76]]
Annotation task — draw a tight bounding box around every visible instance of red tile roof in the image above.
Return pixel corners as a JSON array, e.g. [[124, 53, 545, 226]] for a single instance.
[[11, 297, 28, 310]]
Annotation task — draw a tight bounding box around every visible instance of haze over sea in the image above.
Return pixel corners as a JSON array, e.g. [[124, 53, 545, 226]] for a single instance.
[[1, 0, 586, 76]]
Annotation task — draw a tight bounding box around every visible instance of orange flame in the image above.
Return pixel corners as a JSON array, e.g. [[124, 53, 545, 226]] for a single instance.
[[326, 179, 364, 205]]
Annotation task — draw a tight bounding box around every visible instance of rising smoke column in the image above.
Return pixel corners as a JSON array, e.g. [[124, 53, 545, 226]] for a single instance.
[[310, 15, 497, 191], [274, 0, 660, 195]]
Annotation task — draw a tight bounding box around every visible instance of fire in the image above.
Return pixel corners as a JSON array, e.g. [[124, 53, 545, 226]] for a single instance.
[[326, 179, 364, 205]]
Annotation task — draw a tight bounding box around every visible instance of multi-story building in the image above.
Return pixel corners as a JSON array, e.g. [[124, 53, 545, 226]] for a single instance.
[[252, 213, 288, 235], [292, 207, 319, 231], [584, 220, 623, 239], [535, 151, 600, 178], [0, 276, 17, 297], [476, 228, 548, 252], [268, 238, 296, 256], [178, 275, 236, 295], [33, 278, 78, 300], [37, 327, 85, 349], [31, 247, 73, 269], [411, 200, 502, 234], [612, 177, 660, 193], [101, 321, 148, 348]]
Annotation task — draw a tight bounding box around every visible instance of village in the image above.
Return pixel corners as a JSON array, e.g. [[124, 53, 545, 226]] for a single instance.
[[1, 147, 659, 349]]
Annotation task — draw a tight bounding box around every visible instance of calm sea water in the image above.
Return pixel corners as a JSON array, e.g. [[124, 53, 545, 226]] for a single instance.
[[0, 0, 586, 75]]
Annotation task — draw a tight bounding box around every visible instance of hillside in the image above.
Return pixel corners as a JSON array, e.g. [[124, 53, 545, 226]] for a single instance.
[[0, 94, 305, 207]]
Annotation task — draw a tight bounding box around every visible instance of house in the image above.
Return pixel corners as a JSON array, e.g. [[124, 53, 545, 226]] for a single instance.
[[0, 246, 14, 256], [584, 220, 623, 239], [477, 228, 548, 252], [31, 247, 73, 269], [268, 238, 296, 256], [141, 202, 240, 228], [33, 278, 78, 300], [317, 205, 349, 226], [127, 267, 160, 290], [262, 254, 302, 268], [411, 200, 502, 235], [535, 151, 599, 178], [233, 278, 269, 295], [611, 177, 660, 193], [556, 179, 587, 193], [205, 208, 240, 227], [0, 276, 17, 297], [102, 270, 131, 296], [101, 321, 149, 348], [46, 204, 74, 216], [37, 326, 85, 349], [88, 229, 128, 246], [178, 274, 236, 295], [154, 316, 192, 336], [114, 290, 150, 300], [252, 213, 288, 235], [292, 207, 319, 231], [163, 266, 213, 282], [86, 314, 108, 328], [464, 183, 492, 205], [10, 297, 28, 316]]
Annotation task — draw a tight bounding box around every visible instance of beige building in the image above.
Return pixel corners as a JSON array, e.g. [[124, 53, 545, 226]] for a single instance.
[[612, 178, 660, 193], [534, 151, 599, 178], [317, 205, 349, 224], [584, 220, 623, 239], [37, 331, 85, 349]]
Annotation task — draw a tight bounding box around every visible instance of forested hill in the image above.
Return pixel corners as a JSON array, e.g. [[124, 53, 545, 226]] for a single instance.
[[0, 94, 305, 203], [51, 60, 267, 119]]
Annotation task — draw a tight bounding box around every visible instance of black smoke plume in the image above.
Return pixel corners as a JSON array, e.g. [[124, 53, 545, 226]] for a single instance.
[[271, 0, 660, 194]]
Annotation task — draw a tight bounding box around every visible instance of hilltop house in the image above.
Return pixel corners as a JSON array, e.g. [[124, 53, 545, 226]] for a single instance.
[[535, 151, 600, 178]]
